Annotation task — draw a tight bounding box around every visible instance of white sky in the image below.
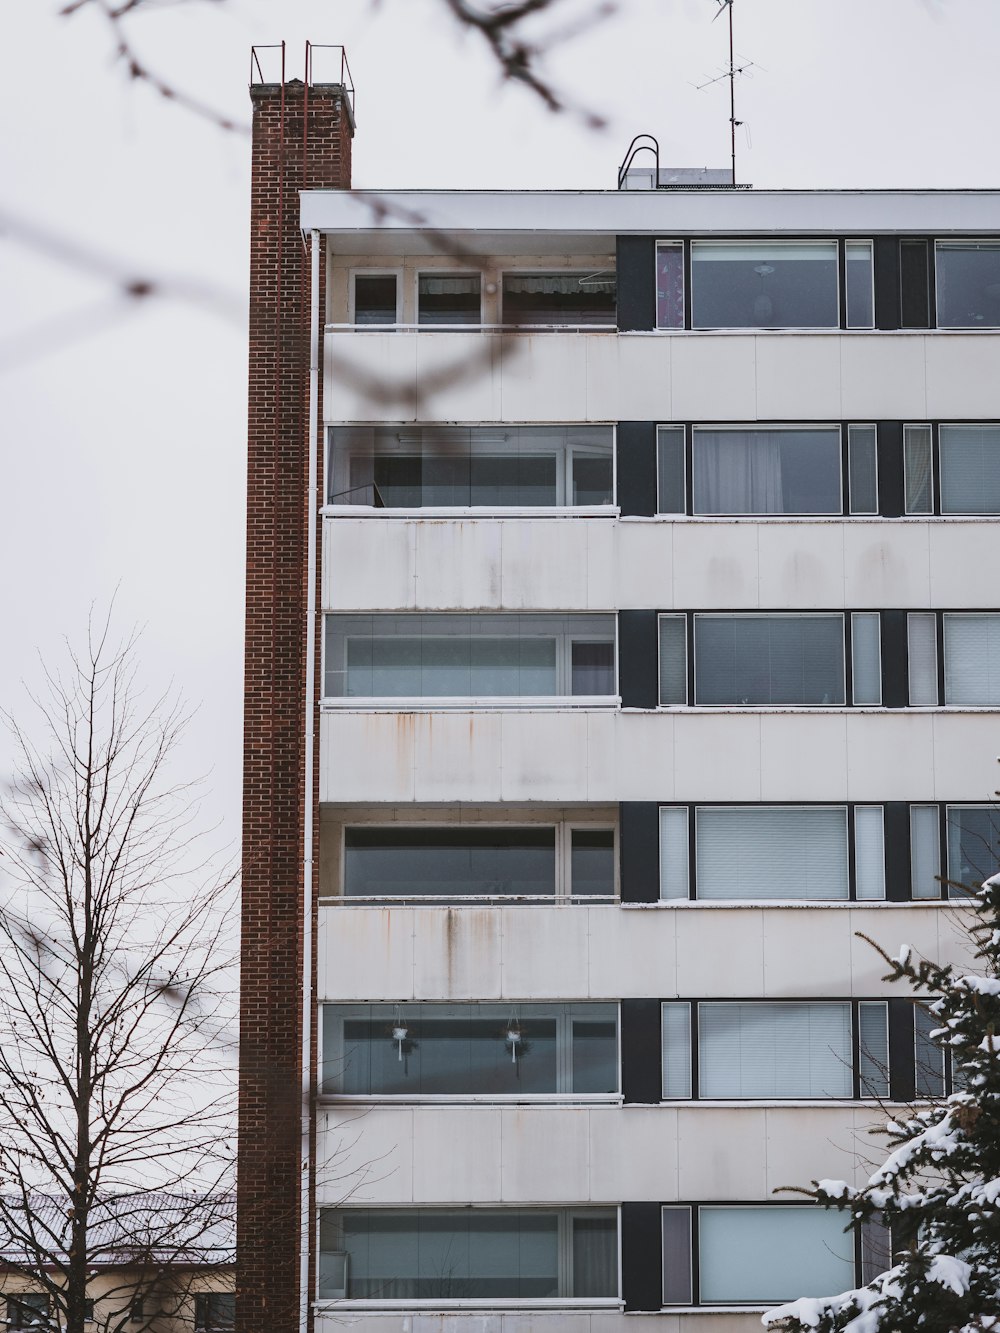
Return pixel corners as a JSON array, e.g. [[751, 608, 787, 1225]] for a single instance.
[[2, 0, 999, 850]]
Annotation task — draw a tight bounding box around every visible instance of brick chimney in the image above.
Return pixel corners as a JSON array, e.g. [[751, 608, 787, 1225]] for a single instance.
[[239, 60, 353, 1333]]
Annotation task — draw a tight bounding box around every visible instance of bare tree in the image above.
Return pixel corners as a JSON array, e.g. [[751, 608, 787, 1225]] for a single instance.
[[0, 617, 236, 1333]]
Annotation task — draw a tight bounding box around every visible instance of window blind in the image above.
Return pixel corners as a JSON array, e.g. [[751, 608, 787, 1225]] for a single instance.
[[907, 612, 939, 705], [658, 807, 689, 899], [694, 614, 846, 706], [661, 1208, 693, 1305], [914, 1006, 946, 1098], [939, 425, 1000, 514], [851, 613, 882, 704], [848, 424, 878, 513], [657, 427, 685, 513], [944, 614, 1000, 705], [658, 616, 687, 705], [854, 806, 886, 900], [903, 425, 933, 513], [697, 1002, 853, 1099], [695, 806, 850, 901], [858, 1001, 890, 1097], [660, 1003, 692, 1099]]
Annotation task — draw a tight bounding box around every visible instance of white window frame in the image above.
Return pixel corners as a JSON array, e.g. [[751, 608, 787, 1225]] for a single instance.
[[655, 424, 687, 515], [847, 422, 879, 514], [844, 239, 876, 329], [902, 422, 935, 514], [689, 422, 844, 517], [656, 613, 689, 707], [654, 240, 686, 331]]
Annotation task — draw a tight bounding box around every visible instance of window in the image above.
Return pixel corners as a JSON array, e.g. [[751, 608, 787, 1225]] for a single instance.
[[935, 241, 1000, 328], [662, 1206, 855, 1306], [6, 1295, 50, 1329], [914, 1006, 946, 1098], [340, 821, 615, 901], [903, 424, 933, 513], [661, 613, 853, 707], [944, 614, 1000, 705], [655, 242, 684, 329], [690, 241, 841, 329], [319, 1208, 618, 1302], [502, 271, 616, 326], [845, 240, 875, 328], [947, 804, 1000, 894], [353, 272, 399, 325], [661, 1001, 889, 1100], [417, 272, 481, 325], [322, 1002, 618, 1096], [327, 425, 613, 509], [194, 1293, 235, 1330], [691, 426, 842, 515], [658, 804, 886, 902], [324, 614, 617, 701], [939, 425, 1000, 514], [847, 424, 878, 514]]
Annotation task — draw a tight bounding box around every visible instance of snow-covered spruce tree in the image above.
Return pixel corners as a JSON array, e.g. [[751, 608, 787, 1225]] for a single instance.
[[764, 876, 1000, 1333]]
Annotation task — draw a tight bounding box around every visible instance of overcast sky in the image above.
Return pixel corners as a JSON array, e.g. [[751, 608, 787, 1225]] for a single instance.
[[2, 0, 999, 851]]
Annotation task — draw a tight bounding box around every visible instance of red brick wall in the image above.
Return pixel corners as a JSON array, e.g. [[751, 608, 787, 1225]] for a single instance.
[[239, 76, 352, 1333]]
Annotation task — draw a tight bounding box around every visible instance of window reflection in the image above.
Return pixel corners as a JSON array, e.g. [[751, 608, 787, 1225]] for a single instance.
[[936, 242, 1000, 327], [691, 241, 839, 329]]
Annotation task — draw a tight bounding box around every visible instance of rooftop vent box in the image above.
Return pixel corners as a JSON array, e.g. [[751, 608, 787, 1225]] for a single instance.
[[622, 166, 736, 190]]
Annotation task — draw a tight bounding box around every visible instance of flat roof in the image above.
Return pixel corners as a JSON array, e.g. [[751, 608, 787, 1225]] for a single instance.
[[301, 188, 1000, 248]]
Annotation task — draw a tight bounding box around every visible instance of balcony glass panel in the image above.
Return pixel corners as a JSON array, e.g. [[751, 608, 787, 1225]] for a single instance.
[[343, 826, 556, 898], [322, 1002, 618, 1096], [324, 614, 616, 700], [328, 425, 613, 508], [691, 241, 839, 329]]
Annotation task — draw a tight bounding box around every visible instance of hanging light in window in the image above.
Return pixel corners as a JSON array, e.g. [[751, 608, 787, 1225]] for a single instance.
[[753, 263, 774, 323], [391, 1006, 409, 1062], [505, 1011, 523, 1064]]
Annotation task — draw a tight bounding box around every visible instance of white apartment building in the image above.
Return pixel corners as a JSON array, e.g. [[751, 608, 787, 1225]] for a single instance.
[[261, 148, 1000, 1329]]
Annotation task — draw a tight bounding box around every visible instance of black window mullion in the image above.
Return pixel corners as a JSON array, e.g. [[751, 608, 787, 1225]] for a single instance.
[[851, 1000, 861, 1099], [687, 806, 697, 901], [873, 237, 901, 330], [837, 240, 848, 329], [687, 612, 696, 705], [876, 422, 904, 516], [928, 240, 938, 328], [617, 421, 658, 517], [621, 1201, 663, 1311], [847, 805, 858, 901], [619, 802, 661, 903], [840, 422, 850, 515], [690, 1001, 700, 1098], [621, 999, 663, 1104], [883, 802, 912, 902], [888, 997, 916, 1101], [931, 423, 942, 516], [844, 612, 855, 705], [685, 423, 694, 515], [619, 609, 659, 708], [683, 239, 692, 329], [936, 612, 946, 705], [880, 609, 908, 709], [617, 236, 656, 332]]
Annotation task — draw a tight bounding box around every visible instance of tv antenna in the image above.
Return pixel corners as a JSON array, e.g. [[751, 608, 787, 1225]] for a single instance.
[[697, 0, 755, 185]]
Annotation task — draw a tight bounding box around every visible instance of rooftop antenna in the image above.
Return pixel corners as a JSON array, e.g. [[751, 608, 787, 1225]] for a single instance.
[[697, 0, 754, 186]]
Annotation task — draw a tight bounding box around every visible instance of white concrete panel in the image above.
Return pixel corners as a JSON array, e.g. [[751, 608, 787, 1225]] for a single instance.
[[410, 1108, 503, 1201], [318, 906, 415, 1000], [324, 519, 417, 610], [754, 336, 842, 419], [327, 332, 418, 420], [499, 522, 590, 608], [320, 713, 417, 803], [499, 712, 591, 802], [761, 909, 854, 997], [318, 1106, 414, 1203], [584, 521, 617, 611], [844, 713, 935, 800], [412, 712, 504, 802], [614, 712, 676, 800], [588, 1105, 679, 1199], [500, 906, 590, 998], [676, 1107, 768, 1197], [412, 907, 503, 999], [587, 906, 677, 997], [673, 910, 765, 996], [499, 335, 588, 421], [669, 336, 757, 420], [926, 336, 1000, 418], [928, 523, 998, 608], [848, 907, 948, 991], [842, 524, 930, 608], [929, 712, 1000, 799], [586, 334, 671, 421], [672, 713, 761, 800], [840, 334, 927, 417], [759, 714, 848, 800], [755, 525, 845, 608], [413, 521, 503, 609], [414, 332, 501, 421], [615, 523, 674, 609], [499, 1106, 591, 1200], [584, 712, 620, 802], [671, 523, 759, 608], [764, 1107, 869, 1192]]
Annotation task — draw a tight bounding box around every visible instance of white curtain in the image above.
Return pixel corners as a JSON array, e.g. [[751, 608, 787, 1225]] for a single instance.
[[693, 431, 784, 513]]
